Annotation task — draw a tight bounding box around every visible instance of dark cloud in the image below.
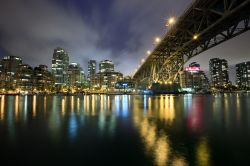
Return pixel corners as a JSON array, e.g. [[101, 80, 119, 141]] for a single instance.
[[0, 0, 191, 75]]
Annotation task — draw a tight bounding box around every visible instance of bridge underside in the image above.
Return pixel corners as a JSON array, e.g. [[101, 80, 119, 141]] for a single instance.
[[133, 0, 250, 87]]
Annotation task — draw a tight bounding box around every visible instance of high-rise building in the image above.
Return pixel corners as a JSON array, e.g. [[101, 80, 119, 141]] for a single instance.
[[209, 58, 229, 88], [0, 56, 22, 90], [51, 47, 69, 87], [33, 65, 54, 92], [15, 64, 33, 92], [68, 63, 85, 90], [180, 62, 209, 92], [87, 60, 96, 80], [99, 60, 114, 73], [236, 61, 250, 89], [1, 56, 22, 75]]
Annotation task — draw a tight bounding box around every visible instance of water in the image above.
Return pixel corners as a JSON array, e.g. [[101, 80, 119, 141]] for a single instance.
[[0, 94, 250, 165]]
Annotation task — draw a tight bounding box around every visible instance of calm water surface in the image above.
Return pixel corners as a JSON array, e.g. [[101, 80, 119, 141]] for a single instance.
[[0, 94, 250, 165]]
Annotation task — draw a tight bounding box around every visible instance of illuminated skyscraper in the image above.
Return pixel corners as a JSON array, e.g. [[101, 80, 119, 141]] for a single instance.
[[51, 47, 69, 87], [99, 60, 114, 73], [0, 56, 22, 75], [236, 61, 250, 89], [33, 65, 54, 92], [87, 60, 96, 81], [68, 63, 85, 90], [0, 56, 22, 90], [15, 64, 33, 91], [209, 58, 229, 88]]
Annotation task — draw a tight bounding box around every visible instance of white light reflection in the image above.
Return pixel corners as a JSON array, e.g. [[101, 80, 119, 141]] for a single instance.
[[115, 96, 120, 116], [122, 95, 129, 117], [23, 95, 28, 121], [144, 95, 147, 113]]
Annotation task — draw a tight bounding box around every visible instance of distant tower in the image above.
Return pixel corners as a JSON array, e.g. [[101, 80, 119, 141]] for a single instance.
[[51, 47, 69, 86], [236, 61, 250, 89], [87, 60, 96, 80], [99, 60, 114, 73], [209, 58, 229, 88]]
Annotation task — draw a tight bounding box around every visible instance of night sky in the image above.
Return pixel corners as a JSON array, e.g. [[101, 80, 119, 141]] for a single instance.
[[0, 0, 249, 82]]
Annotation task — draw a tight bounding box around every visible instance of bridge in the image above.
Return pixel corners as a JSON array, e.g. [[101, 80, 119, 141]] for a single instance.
[[133, 0, 250, 87]]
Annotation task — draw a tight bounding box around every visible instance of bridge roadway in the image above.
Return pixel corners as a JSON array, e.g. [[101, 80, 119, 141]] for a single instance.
[[133, 0, 250, 86]]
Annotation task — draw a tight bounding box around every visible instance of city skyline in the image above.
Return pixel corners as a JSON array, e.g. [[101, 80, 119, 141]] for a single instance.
[[0, 0, 249, 77]]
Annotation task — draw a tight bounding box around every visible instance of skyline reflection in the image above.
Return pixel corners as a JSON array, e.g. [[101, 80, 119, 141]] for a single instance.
[[0, 94, 249, 165]]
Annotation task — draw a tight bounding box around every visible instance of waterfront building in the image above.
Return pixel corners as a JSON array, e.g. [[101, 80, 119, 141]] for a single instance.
[[68, 63, 85, 91], [14, 64, 33, 92], [115, 76, 135, 90], [0, 56, 22, 91], [99, 60, 114, 73], [180, 62, 209, 92], [209, 58, 229, 88], [95, 71, 123, 89], [236, 61, 250, 89], [87, 60, 96, 80], [51, 47, 69, 89], [33, 65, 54, 92], [87, 60, 97, 87], [89, 60, 122, 89]]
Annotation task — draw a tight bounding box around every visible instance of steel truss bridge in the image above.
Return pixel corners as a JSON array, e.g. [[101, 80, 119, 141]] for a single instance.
[[133, 0, 250, 87]]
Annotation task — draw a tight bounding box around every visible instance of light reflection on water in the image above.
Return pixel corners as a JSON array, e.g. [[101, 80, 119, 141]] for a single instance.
[[0, 93, 250, 165]]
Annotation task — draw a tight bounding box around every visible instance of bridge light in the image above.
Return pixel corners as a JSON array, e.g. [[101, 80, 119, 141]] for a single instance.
[[166, 17, 176, 27], [155, 37, 161, 44], [193, 34, 199, 40], [147, 50, 151, 55], [141, 58, 145, 63]]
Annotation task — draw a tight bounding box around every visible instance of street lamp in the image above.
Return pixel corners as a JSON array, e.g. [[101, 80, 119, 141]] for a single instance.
[[147, 50, 151, 55]]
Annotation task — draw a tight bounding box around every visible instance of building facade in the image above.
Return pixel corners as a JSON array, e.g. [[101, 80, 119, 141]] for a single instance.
[[236, 61, 250, 89], [14, 64, 33, 92], [97, 71, 123, 89], [209, 58, 229, 88], [0, 56, 22, 91], [180, 62, 209, 92], [51, 47, 69, 88], [87, 60, 96, 81], [33, 65, 54, 92], [99, 60, 114, 73], [68, 63, 85, 91]]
